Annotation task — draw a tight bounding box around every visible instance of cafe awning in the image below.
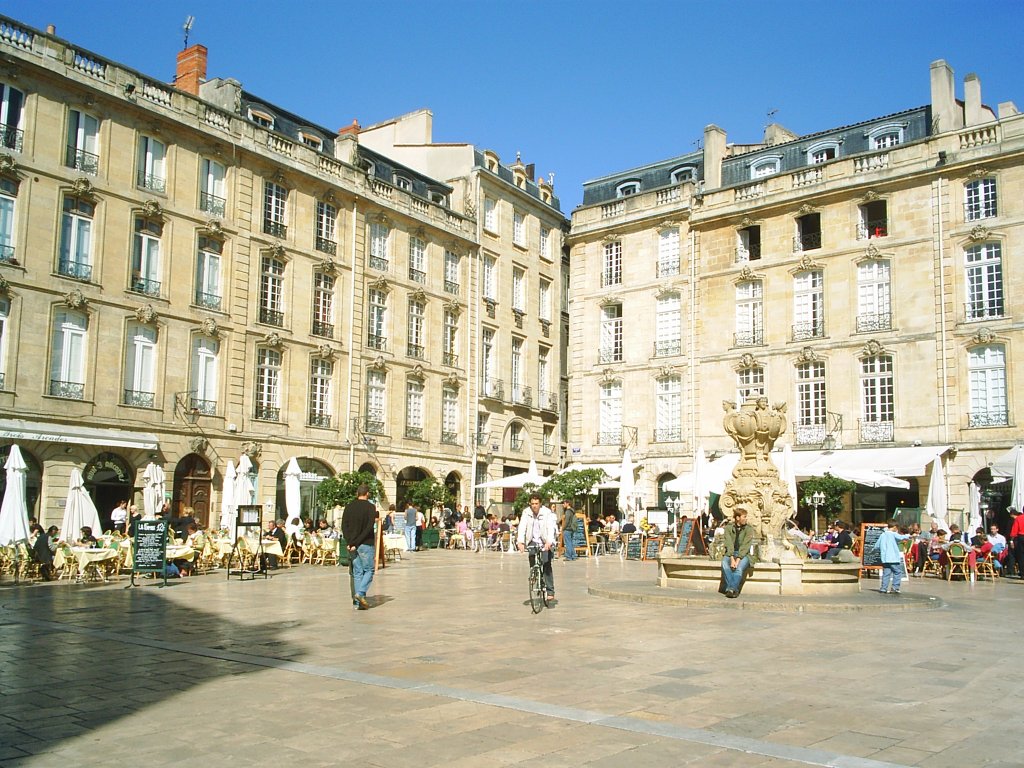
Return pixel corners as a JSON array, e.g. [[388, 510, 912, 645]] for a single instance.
[[0, 419, 160, 451]]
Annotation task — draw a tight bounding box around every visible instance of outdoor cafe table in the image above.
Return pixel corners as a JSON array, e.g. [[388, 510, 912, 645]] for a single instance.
[[61, 547, 119, 580], [808, 542, 832, 556]]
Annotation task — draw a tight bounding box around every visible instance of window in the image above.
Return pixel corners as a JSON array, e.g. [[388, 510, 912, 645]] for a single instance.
[[736, 225, 761, 262], [539, 279, 552, 321], [300, 132, 323, 151], [538, 347, 551, 408], [408, 236, 426, 283], [255, 347, 281, 421], [316, 201, 337, 255], [511, 337, 526, 403], [66, 109, 99, 174], [655, 293, 681, 356], [443, 250, 460, 294], [0, 82, 25, 152], [0, 297, 8, 389], [263, 181, 287, 237], [131, 217, 162, 297], [49, 310, 87, 399], [248, 109, 274, 129], [670, 166, 695, 184], [367, 288, 387, 350], [407, 299, 425, 359], [312, 272, 335, 338], [750, 157, 779, 179], [58, 196, 94, 281], [794, 212, 821, 251], [599, 381, 622, 444], [0, 177, 16, 263], [509, 422, 524, 452], [542, 425, 554, 455], [481, 328, 499, 397], [394, 175, 411, 192], [540, 227, 551, 260], [965, 242, 1004, 320], [190, 336, 218, 414], [600, 304, 623, 363], [443, 309, 458, 366], [136, 135, 166, 192], [309, 358, 333, 427], [856, 260, 891, 332], [869, 127, 902, 149], [792, 270, 824, 340], [658, 227, 680, 277], [602, 241, 622, 286], [655, 376, 681, 442], [476, 413, 490, 446], [369, 222, 389, 270], [483, 255, 497, 299], [860, 355, 894, 441], [807, 142, 838, 164], [968, 345, 1007, 427], [365, 369, 386, 434], [441, 387, 459, 444], [200, 158, 226, 216], [123, 322, 157, 407], [857, 200, 888, 239], [259, 256, 285, 326], [965, 178, 997, 221], [405, 380, 424, 438], [795, 362, 827, 445], [513, 211, 526, 246], [616, 180, 640, 197], [512, 267, 525, 312], [429, 190, 448, 207], [735, 281, 763, 346], [484, 197, 497, 232], [736, 365, 764, 404], [195, 236, 222, 311]]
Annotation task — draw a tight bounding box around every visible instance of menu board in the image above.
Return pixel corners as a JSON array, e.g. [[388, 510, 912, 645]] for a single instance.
[[860, 523, 886, 569], [133, 519, 168, 573], [625, 535, 643, 560], [644, 537, 662, 560]]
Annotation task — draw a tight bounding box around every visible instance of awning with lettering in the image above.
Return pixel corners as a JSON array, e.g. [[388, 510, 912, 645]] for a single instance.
[[0, 419, 160, 451]]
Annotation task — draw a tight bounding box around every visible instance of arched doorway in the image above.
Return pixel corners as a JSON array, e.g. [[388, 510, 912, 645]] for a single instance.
[[84, 452, 134, 532], [972, 466, 1010, 532], [173, 453, 212, 528], [444, 471, 461, 509], [395, 466, 428, 511], [0, 445, 42, 519], [657, 473, 677, 510], [358, 462, 377, 476], [275, 457, 335, 522]]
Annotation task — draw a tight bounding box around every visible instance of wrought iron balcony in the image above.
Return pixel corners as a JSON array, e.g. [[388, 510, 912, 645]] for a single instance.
[[1, 123, 23, 152], [443, 352, 458, 367], [859, 419, 894, 443], [364, 411, 385, 434], [49, 380, 84, 400], [0, 244, 16, 264], [653, 427, 682, 442], [195, 291, 222, 311], [190, 397, 217, 415], [539, 390, 558, 412], [510, 438, 524, 452], [58, 259, 92, 281], [856, 219, 888, 239], [734, 329, 763, 346], [259, 307, 284, 327], [441, 430, 459, 445], [308, 413, 332, 428], [482, 378, 504, 400], [597, 430, 622, 445], [407, 343, 425, 360], [444, 280, 459, 295], [654, 339, 681, 357], [263, 220, 287, 238], [657, 260, 680, 277], [200, 191, 225, 217], [131, 277, 161, 297], [409, 268, 426, 284], [476, 431, 489, 447], [369, 256, 389, 271], [136, 170, 166, 193], [968, 410, 1008, 428], [793, 232, 822, 252], [312, 320, 334, 338], [254, 405, 281, 422], [543, 443, 555, 455], [735, 244, 761, 262], [315, 236, 337, 255], [367, 334, 387, 351], [856, 312, 891, 332], [964, 301, 1004, 321], [791, 320, 825, 341], [512, 386, 532, 407], [599, 349, 622, 364], [601, 271, 621, 287], [795, 422, 826, 446], [123, 389, 155, 408], [405, 425, 424, 440], [0, 372, 5, 390], [65, 145, 98, 175]]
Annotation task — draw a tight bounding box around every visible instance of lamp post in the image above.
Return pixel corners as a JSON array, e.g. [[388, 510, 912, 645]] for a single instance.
[[805, 490, 826, 536]]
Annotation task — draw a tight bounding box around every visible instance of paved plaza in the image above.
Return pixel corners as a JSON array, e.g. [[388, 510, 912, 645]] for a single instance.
[[0, 551, 1021, 768]]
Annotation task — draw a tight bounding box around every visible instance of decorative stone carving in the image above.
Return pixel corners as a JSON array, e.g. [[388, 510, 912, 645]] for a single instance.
[[0, 275, 9, 294], [864, 242, 881, 259], [368, 211, 390, 226], [410, 364, 425, 379], [967, 167, 991, 179], [658, 365, 677, 379], [796, 203, 816, 215], [735, 353, 759, 371], [267, 243, 286, 260], [141, 200, 163, 219], [369, 276, 389, 293], [316, 344, 336, 360], [412, 226, 426, 240], [797, 347, 820, 363], [71, 177, 95, 199], [794, 254, 820, 272], [201, 219, 224, 237], [0, 154, 16, 176], [323, 189, 337, 204], [862, 189, 880, 202], [134, 304, 158, 324], [370, 356, 387, 371], [409, 289, 427, 304], [445, 240, 462, 255], [657, 220, 679, 233], [968, 225, 990, 242], [463, 194, 476, 220], [598, 294, 622, 307], [600, 368, 618, 384], [601, 234, 620, 245], [264, 332, 284, 348], [971, 328, 996, 345], [199, 318, 220, 338], [316, 258, 338, 275], [241, 441, 262, 459], [739, 216, 755, 228], [738, 265, 756, 281], [63, 289, 88, 310], [861, 339, 887, 357], [445, 372, 460, 387], [188, 437, 207, 455], [443, 298, 461, 314]]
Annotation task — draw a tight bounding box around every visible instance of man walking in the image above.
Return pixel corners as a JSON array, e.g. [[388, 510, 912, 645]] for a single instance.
[[721, 508, 757, 598], [559, 499, 578, 561], [404, 501, 418, 553], [342, 484, 378, 610], [517, 493, 557, 601]]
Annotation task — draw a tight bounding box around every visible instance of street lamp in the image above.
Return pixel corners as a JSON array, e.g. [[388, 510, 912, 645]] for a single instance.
[[805, 491, 826, 536]]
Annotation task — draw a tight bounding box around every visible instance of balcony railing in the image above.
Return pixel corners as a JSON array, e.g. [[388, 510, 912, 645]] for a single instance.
[[512, 386, 532, 407], [968, 410, 1008, 428], [0, 244, 16, 264], [407, 343, 425, 360], [441, 430, 459, 445], [405, 425, 424, 440], [795, 422, 826, 446], [65, 145, 98, 175], [123, 389, 155, 408], [597, 430, 622, 445], [1, 124, 23, 152], [856, 312, 892, 332], [444, 280, 459, 295], [263, 220, 287, 238], [131, 277, 161, 297], [510, 438, 524, 452], [364, 411, 385, 434], [538, 390, 558, 412], [58, 259, 92, 281], [315, 236, 337, 255], [859, 419, 894, 443], [856, 219, 888, 240], [409, 268, 426, 284], [601, 272, 622, 287], [0, 372, 5, 390], [259, 307, 284, 327], [367, 334, 387, 351], [312, 320, 334, 338], [654, 339, 681, 357], [195, 291, 222, 311], [791, 320, 825, 341], [443, 352, 458, 367], [49, 380, 84, 400], [657, 260, 680, 278], [653, 427, 682, 442], [308, 413, 332, 428], [476, 431, 490, 447], [543, 443, 555, 456], [599, 349, 622, 364], [964, 301, 1004, 321], [482, 378, 504, 400], [254, 405, 281, 422], [136, 170, 166, 193], [793, 232, 822, 252], [369, 256, 389, 271], [734, 329, 763, 347], [200, 191, 225, 217], [190, 397, 216, 415], [735, 244, 761, 262]]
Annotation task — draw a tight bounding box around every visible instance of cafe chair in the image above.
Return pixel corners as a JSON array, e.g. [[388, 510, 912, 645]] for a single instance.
[[320, 541, 338, 566], [946, 542, 970, 581], [921, 551, 945, 578], [975, 550, 998, 580]]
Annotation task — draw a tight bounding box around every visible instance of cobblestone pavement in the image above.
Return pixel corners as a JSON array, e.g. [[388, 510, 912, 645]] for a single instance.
[[1, 551, 1021, 767]]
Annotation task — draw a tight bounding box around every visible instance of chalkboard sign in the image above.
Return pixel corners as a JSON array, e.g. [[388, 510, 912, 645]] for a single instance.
[[133, 519, 168, 573], [644, 537, 663, 560], [859, 523, 886, 570], [624, 535, 643, 560]]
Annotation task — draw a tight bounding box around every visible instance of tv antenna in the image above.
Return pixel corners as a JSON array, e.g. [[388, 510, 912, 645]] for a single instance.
[[182, 15, 195, 50], [765, 108, 778, 128]]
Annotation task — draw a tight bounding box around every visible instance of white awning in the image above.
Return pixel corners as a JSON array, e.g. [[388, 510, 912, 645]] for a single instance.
[[558, 461, 642, 480], [0, 419, 160, 451]]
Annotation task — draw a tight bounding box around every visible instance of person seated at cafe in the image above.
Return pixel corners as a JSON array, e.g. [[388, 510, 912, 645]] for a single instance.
[[928, 530, 949, 570], [260, 520, 287, 569], [29, 524, 57, 580], [966, 526, 994, 573], [621, 516, 637, 535], [317, 518, 339, 540], [823, 521, 853, 562], [947, 523, 970, 545], [175, 523, 203, 576], [170, 506, 196, 542], [75, 526, 98, 548]]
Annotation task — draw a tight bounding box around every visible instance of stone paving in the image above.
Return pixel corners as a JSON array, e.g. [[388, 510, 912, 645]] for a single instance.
[[0, 550, 1021, 767]]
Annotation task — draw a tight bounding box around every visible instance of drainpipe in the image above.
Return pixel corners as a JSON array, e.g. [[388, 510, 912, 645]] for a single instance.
[[688, 228, 697, 453], [346, 198, 358, 472], [469, 171, 483, 505], [935, 177, 949, 445]]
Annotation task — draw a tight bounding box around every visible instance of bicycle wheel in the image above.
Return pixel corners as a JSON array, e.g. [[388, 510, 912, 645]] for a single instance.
[[529, 567, 544, 613]]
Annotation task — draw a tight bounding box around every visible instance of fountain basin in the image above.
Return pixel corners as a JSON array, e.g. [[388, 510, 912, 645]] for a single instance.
[[658, 551, 861, 596]]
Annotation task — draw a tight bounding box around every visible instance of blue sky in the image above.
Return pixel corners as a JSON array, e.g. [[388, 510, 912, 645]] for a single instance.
[[6, 0, 1022, 212]]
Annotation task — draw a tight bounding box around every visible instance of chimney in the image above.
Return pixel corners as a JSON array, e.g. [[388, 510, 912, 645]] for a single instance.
[[963, 73, 985, 126], [338, 119, 360, 136], [929, 59, 962, 133], [702, 124, 726, 190], [175, 44, 207, 96]]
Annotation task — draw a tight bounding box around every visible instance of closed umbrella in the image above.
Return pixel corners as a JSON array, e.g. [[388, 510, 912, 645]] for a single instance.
[[692, 445, 709, 516], [779, 444, 798, 516], [0, 444, 31, 547], [60, 468, 102, 540], [234, 454, 255, 508], [219, 460, 237, 533], [617, 449, 636, 514], [967, 481, 982, 535], [284, 457, 303, 537], [1012, 445, 1024, 514], [142, 462, 165, 520], [925, 457, 948, 532]]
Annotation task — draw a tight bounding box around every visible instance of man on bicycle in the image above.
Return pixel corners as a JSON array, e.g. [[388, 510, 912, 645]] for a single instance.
[[517, 492, 557, 601]]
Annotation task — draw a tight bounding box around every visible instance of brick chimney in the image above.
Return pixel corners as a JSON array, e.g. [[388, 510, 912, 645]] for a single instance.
[[175, 44, 207, 96], [338, 119, 361, 136]]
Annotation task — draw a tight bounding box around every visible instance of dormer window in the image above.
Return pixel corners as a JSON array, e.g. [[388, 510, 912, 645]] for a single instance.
[[248, 109, 274, 130], [394, 175, 412, 191], [429, 190, 448, 207], [300, 132, 323, 151], [616, 180, 641, 198], [669, 166, 696, 184], [806, 141, 839, 164], [750, 157, 781, 179], [867, 124, 904, 150]]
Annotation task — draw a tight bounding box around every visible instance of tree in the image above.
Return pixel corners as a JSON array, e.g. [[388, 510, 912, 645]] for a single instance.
[[541, 469, 606, 509], [799, 473, 855, 524], [316, 471, 384, 514], [403, 477, 452, 514], [511, 482, 543, 515]]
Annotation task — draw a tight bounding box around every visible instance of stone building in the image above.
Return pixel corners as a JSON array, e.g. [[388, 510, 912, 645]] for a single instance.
[[0, 15, 564, 529], [569, 60, 1024, 527]]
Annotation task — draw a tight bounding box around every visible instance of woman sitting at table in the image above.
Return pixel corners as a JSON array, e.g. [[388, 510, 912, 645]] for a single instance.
[[317, 518, 339, 540], [75, 526, 98, 548], [175, 523, 203, 575]]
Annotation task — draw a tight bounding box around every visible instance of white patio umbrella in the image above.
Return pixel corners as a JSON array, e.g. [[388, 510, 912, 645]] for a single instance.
[[967, 481, 982, 536], [142, 462, 166, 520], [60, 468, 103, 541], [474, 457, 546, 489], [219, 460, 237, 533], [0, 444, 31, 547], [925, 457, 949, 532], [692, 445, 709, 516], [617, 449, 636, 514], [1012, 446, 1024, 514], [778, 444, 798, 516], [234, 454, 256, 508], [284, 457, 303, 536]]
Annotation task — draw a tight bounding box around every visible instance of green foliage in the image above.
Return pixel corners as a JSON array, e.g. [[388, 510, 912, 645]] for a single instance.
[[541, 469, 606, 507], [511, 483, 543, 515], [316, 471, 384, 512], [800, 473, 856, 521], [403, 477, 452, 512]]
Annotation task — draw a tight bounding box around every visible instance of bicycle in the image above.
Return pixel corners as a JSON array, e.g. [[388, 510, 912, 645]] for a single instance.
[[526, 543, 550, 613]]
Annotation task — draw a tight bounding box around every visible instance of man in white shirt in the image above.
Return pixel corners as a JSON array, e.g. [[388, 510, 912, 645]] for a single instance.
[[987, 524, 1007, 552], [517, 493, 557, 600]]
